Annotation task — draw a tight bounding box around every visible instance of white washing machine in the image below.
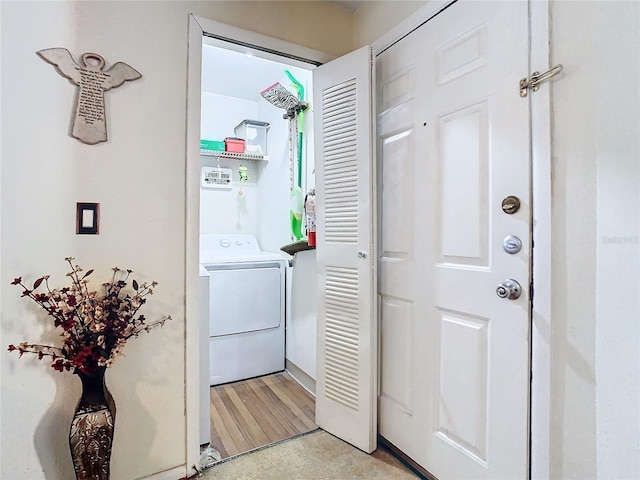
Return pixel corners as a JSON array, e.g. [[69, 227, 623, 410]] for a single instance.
[[200, 234, 285, 386]]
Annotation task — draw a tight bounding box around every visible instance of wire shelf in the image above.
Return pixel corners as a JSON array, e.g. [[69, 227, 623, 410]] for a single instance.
[[200, 151, 267, 162]]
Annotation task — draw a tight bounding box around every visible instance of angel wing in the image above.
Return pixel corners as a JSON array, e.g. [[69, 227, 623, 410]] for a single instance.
[[36, 48, 81, 85], [105, 62, 142, 90]]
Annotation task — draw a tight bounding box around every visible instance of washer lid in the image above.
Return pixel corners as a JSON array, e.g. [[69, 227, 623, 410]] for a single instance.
[[200, 251, 285, 265]]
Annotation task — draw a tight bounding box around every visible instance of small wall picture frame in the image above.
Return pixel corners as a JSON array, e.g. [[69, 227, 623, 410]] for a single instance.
[[76, 202, 99, 234]]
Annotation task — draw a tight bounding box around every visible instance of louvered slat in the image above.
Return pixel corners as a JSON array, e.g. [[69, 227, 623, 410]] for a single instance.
[[324, 266, 360, 411], [322, 79, 358, 244]]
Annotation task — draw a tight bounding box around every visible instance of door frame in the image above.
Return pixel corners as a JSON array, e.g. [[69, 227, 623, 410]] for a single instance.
[[372, 1, 552, 478], [528, 2, 553, 478], [184, 15, 334, 474]]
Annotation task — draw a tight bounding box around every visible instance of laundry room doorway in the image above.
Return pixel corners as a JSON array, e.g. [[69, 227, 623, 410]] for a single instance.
[[186, 18, 333, 467]]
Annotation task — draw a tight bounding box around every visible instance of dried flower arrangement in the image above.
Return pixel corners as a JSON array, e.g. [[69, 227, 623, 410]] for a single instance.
[[7, 257, 171, 375]]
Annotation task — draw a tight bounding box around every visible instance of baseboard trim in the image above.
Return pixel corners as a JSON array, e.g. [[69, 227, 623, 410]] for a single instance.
[[378, 435, 437, 480], [285, 359, 316, 395], [137, 464, 188, 480]]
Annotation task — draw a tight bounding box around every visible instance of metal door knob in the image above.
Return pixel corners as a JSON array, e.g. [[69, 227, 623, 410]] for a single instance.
[[496, 279, 522, 300], [357, 251, 367, 259]]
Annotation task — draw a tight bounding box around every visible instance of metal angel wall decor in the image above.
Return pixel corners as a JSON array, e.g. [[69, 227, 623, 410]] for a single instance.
[[37, 48, 142, 145]]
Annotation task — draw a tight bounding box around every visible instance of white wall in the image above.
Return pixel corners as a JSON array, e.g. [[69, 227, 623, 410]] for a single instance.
[[0, 2, 352, 479], [201, 92, 259, 142], [352, 0, 427, 48], [200, 92, 261, 236], [286, 250, 318, 380], [198, 0, 353, 57], [1, 3, 190, 479], [593, 4, 640, 476], [550, 1, 640, 478]]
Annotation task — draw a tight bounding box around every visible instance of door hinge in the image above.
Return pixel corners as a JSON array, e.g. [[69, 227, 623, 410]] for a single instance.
[[520, 64, 564, 97]]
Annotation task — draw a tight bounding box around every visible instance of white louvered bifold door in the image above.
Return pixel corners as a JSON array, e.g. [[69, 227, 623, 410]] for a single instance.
[[313, 46, 377, 454]]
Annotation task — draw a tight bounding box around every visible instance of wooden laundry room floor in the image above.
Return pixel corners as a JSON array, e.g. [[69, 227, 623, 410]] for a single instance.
[[209, 371, 318, 459]]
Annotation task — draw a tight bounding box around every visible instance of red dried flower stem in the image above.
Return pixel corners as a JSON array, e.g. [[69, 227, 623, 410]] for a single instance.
[[65, 259, 91, 330], [14, 344, 64, 357]]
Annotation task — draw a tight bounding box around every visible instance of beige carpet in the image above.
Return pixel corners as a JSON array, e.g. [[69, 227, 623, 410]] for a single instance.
[[198, 430, 419, 479]]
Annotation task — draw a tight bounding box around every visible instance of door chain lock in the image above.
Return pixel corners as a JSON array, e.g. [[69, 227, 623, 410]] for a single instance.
[[520, 64, 564, 97]]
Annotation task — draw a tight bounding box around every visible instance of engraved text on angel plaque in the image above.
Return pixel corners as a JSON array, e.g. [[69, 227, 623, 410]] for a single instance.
[[37, 48, 142, 145]]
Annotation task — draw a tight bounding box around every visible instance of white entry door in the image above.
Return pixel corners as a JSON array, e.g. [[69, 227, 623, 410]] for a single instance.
[[313, 46, 377, 454], [377, 1, 531, 478]]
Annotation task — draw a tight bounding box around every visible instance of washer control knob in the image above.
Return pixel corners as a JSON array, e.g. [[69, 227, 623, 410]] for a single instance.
[[220, 239, 230, 247]]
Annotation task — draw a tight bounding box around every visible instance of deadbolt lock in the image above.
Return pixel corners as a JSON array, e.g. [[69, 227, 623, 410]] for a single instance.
[[501, 196, 521, 215]]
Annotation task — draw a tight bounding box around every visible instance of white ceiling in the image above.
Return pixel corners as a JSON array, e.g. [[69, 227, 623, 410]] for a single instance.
[[331, 0, 365, 12], [201, 43, 311, 101]]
